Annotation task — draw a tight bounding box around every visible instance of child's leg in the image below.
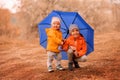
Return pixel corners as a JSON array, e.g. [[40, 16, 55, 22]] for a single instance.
[[67, 49, 74, 71], [55, 53, 62, 66], [75, 55, 87, 62], [55, 53, 64, 70], [67, 49, 74, 63], [73, 55, 80, 68], [47, 51, 55, 72]]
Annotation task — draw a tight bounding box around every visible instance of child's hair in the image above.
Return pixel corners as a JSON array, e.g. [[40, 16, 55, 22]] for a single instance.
[[69, 24, 79, 34], [51, 17, 61, 25]]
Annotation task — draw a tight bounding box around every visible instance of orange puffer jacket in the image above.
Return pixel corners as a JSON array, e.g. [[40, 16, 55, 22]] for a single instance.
[[46, 28, 62, 53], [62, 35, 87, 57]]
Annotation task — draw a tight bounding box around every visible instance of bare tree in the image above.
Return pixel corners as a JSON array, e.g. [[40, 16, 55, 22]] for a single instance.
[[0, 8, 19, 37], [17, 0, 120, 39], [18, 0, 58, 39], [0, 9, 11, 35], [111, 0, 120, 31]]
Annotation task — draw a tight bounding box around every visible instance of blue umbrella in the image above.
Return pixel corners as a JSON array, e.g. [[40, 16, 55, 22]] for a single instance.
[[38, 10, 94, 60]]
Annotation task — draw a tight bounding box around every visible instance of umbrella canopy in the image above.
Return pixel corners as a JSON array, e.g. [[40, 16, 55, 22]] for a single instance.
[[38, 10, 94, 60]]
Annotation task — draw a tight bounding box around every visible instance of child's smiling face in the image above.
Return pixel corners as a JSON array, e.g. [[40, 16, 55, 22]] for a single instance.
[[52, 21, 60, 30], [71, 28, 79, 38]]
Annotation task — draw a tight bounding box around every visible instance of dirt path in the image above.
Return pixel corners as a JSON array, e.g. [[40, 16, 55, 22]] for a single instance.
[[0, 32, 120, 80]]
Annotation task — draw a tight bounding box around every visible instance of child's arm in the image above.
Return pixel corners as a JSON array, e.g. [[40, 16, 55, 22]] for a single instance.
[[77, 38, 87, 57], [46, 29, 62, 45], [61, 39, 69, 51], [69, 46, 76, 51], [50, 34, 62, 45]]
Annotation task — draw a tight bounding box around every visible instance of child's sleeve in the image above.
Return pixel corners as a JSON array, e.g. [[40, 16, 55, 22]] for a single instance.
[[78, 37, 87, 56], [62, 39, 69, 51], [46, 29, 62, 45], [52, 33, 62, 45]]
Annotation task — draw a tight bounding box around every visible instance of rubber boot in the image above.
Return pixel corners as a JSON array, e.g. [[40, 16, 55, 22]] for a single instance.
[[68, 62, 73, 71], [73, 60, 80, 68]]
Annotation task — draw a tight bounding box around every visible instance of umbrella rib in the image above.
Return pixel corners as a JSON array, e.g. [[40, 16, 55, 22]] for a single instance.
[[61, 28, 67, 31], [56, 12, 68, 30], [72, 13, 78, 24], [63, 32, 66, 34], [40, 39, 47, 44], [55, 12, 69, 39]]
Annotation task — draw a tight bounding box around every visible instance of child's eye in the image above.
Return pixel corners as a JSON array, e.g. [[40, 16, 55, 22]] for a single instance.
[[75, 30, 79, 31], [53, 23, 60, 26]]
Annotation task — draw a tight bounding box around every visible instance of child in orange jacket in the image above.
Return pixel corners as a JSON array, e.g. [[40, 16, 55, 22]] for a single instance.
[[62, 24, 87, 71], [46, 17, 64, 72]]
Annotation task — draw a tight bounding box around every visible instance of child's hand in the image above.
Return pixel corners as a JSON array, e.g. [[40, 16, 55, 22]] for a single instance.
[[70, 46, 76, 51], [61, 39, 66, 45], [61, 41, 64, 45], [74, 51, 79, 57], [58, 46, 63, 51], [62, 39, 66, 42], [62, 39, 66, 43]]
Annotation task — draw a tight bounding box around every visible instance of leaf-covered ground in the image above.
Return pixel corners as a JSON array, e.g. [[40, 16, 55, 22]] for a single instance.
[[0, 32, 120, 80]]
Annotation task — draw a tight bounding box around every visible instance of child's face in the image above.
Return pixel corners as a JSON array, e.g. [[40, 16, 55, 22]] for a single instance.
[[71, 28, 79, 38], [52, 21, 60, 30]]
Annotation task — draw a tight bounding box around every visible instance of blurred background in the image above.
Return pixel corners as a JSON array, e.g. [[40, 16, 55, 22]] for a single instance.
[[0, 0, 120, 40], [0, 0, 120, 80]]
